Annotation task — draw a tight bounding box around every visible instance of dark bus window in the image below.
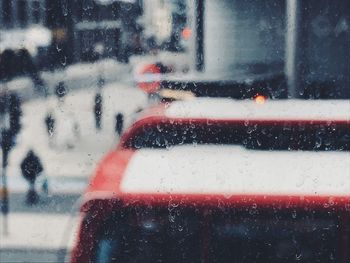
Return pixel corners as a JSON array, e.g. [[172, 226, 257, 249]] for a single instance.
[[126, 122, 350, 151], [93, 207, 344, 263]]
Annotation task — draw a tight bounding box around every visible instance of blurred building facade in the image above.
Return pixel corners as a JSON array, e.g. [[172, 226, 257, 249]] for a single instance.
[[0, 0, 51, 82], [45, 0, 143, 65], [0, 0, 46, 28], [191, 0, 350, 98], [0, 0, 143, 68], [140, 0, 188, 51], [0, 0, 188, 68], [0, 0, 50, 56]]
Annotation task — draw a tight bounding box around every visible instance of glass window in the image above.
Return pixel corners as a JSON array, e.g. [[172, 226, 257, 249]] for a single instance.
[[125, 122, 350, 151], [2, 0, 12, 26], [0, 1, 349, 262], [31, 1, 41, 24], [17, 0, 28, 27], [93, 208, 344, 263]]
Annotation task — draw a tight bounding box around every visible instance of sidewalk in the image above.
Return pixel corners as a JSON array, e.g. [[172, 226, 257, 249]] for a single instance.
[[5, 82, 147, 179], [0, 81, 147, 263], [1, 185, 82, 263], [1, 208, 80, 262]]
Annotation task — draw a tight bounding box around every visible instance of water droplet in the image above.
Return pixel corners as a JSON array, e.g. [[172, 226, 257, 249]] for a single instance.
[[62, 4, 68, 16], [223, 193, 232, 199], [124, 3, 132, 11], [256, 139, 262, 146], [315, 136, 322, 148], [206, 119, 213, 126], [61, 56, 67, 66], [328, 197, 335, 206], [156, 124, 163, 132], [56, 44, 62, 52], [168, 214, 175, 223], [345, 203, 350, 211]]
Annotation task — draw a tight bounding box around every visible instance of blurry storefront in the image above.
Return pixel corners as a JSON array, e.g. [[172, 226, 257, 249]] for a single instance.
[[0, 0, 47, 29], [189, 0, 350, 99], [0, 0, 51, 80], [0, 0, 51, 57], [45, 0, 143, 65], [140, 0, 189, 52]]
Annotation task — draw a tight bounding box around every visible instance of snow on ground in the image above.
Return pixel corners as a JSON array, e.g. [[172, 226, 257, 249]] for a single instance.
[[1, 211, 81, 262], [0, 52, 180, 262], [0, 53, 176, 262], [1, 213, 76, 250], [6, 81, 148, 188], [1, 81, 147, 261]]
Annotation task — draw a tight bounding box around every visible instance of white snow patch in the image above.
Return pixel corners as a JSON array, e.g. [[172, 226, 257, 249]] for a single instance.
[[0, 25, 51, 55], [0, 213, 80, 251], [166, 99, 350, 121], [121, 145, 350, 196], [5, 83, 147, 181]]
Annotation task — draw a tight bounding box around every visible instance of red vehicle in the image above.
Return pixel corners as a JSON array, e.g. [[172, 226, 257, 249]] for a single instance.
[[71, 99, 350, 263]]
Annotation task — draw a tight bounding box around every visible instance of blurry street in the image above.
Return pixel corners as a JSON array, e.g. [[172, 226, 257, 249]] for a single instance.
[[1, 79, 147, 262], [0, 0, 349, 262]]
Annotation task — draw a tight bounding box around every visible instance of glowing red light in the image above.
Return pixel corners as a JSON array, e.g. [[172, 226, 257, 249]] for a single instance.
[[182, 27, 192, 40], [254, 95, 267, 104]]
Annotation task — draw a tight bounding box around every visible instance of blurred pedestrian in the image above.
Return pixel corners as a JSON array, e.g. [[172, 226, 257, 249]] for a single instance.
[[115, 112, 124, 136], [45, 112, 55, 147], [37, 171, 50, 196], [98, 76, 105, 89], [94, 93, 103, 130], [147, 36, 158, 55], [0, 94, 6, 116], [52, 87, 81, 149], [53, 111, 80, 150], [20, 150, 43, 205], [17, 49, 46, 95], [8, 93, 22, 138], [0, 49, 16, 81]]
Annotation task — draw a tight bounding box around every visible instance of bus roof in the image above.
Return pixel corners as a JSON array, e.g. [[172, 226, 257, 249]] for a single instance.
[[86, 145, 350, 208], [86, 99, 350, 208], [121, 145, 350, 197], [136, 99, 350, 124], [164, 99, 350, 122]]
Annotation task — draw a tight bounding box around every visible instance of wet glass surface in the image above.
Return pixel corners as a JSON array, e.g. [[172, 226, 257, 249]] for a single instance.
[[0, 1, 349, 262]]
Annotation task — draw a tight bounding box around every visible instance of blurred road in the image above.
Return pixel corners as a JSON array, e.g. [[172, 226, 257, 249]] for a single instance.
[[1, 79, 147, 262]]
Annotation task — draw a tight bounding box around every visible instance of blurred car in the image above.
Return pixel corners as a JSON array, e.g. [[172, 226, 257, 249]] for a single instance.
[[71, 99, 350, 263], [135, 65, 286, 103], [135, 62, 169, 94], [132, 51, 192, 101]]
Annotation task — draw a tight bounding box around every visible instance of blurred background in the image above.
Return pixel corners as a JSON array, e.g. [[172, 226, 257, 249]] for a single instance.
[[0, 0, 349, 262]]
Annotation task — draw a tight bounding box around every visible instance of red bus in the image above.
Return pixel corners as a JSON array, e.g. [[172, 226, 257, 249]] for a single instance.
[[71, 99, 350, 263]]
